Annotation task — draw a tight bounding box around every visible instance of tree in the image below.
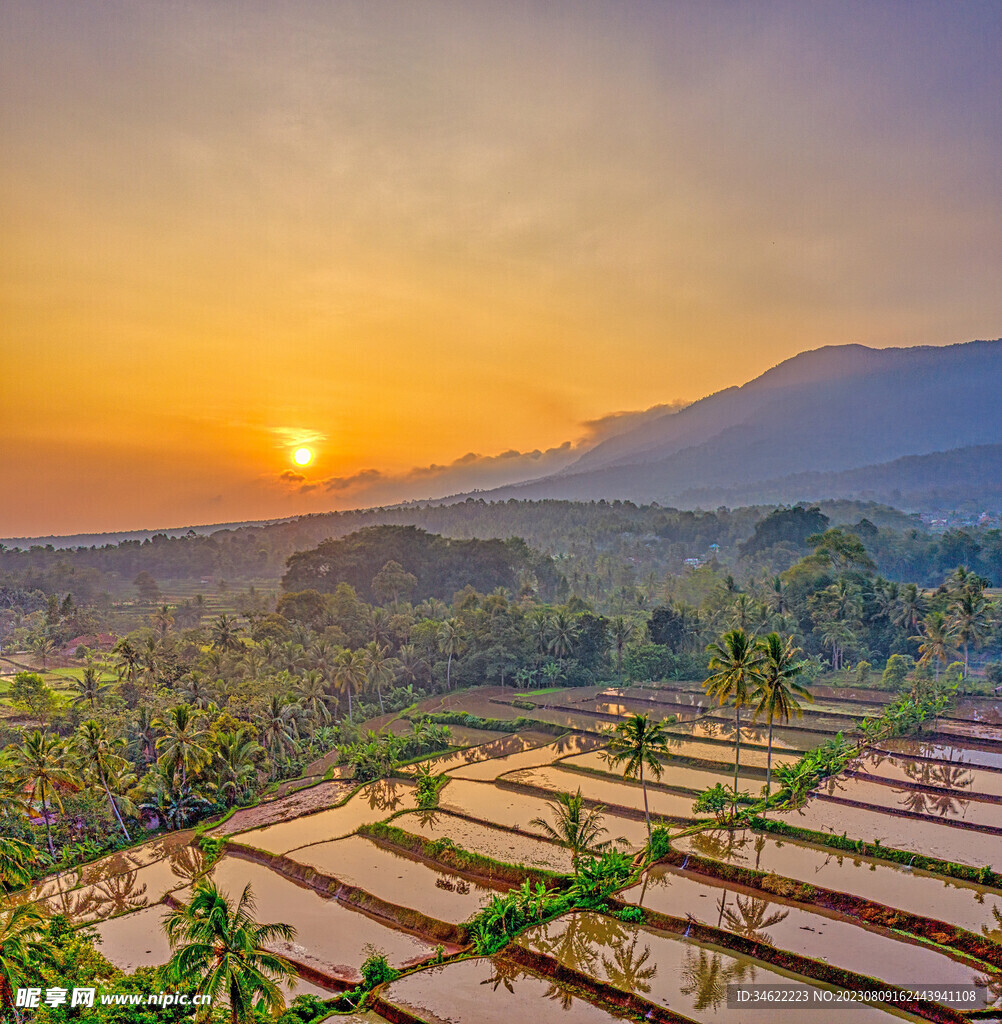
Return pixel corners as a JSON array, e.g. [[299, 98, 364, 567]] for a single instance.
[[912, 612, 957, 682], [437, 619, 466, 690], [608, 617, 634, 683], [363, 641, 399, 715], [259, 696, 300, 773], [210, 614, 244, 653], [75, 720, 134, 841], [333, 648, 367, 721], [0, 904, 47, 1021], [949, 591, 991, 676], [8, 672, 56, 720], [162, 881, 297, 1024], [529, 788, 610, 870], [7, 731, 79, 857], [133, 571, 161, 604], [606, 713, 670, 843], [751, 633, 811, 811], [70, 665, 108, 711], [371, 560, 417, 607], [154, 705, 210, 790], [703, 629, 764, 798], [212, 730, 264, 807]]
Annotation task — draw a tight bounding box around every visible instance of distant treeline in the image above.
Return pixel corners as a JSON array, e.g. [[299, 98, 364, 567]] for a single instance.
[[2, 499, 1001, 609]]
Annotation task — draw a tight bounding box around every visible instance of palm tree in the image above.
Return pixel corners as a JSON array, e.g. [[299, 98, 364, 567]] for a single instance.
[[608, 617, 633, 683], [437, 619, 466, 690], [912, 612, 957, 682], [333, 648, 367, 721], [7, 731, 78, 857], [0, 903, 48, 1022], [949, 591, 991, 677], [70, 665, 108, 710], [606, 713, 669, 843], [547, 610, 579, 668], [210, 614, 244, 653], [752, 633, 811, 811], [75, 720, 134, 841], [363, 641, 399, 715], [297, 669, 332, 727], [259, 696, 300, 773], [396, 644, 429, 688], [703, 629, 763, 797], [212, 730, 264, 807], [154, 705, 209, 790], [529, 788, 609, 869], [162, 881, 297, 1024], [0, 838, 36, 896]]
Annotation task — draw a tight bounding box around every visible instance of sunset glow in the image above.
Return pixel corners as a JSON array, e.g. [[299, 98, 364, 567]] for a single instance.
[[2, 2, 1000, 537]]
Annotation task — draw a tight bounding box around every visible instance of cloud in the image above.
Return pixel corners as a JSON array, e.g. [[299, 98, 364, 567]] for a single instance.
[[323, 469, 385, 492], [275, 401, 689, 508]]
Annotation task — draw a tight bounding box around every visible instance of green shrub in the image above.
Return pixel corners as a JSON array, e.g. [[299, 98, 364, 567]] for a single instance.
[[617, 905, 644, 923], [360, 951, 399, 990], [648, 825, 672, 861]]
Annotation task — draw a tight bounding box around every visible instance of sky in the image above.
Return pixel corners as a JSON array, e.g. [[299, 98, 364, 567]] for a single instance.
[[2, 0, 1000, 538]]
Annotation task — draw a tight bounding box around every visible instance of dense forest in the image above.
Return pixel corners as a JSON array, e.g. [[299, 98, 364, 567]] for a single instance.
[[4, 500, 1002, 616]]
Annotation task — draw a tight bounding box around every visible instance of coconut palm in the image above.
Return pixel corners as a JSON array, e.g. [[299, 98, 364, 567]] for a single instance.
[[547, 610, 579, 666], [162, 881, 297, 1024], [529, 788, 610, 869], [437, 619, 466, 690], [703, 629, 764, 797], [70, 665, 109, 710], [75, 720, 134, 841], [608, 617, 634, 683], [0, 839, 36, 895], [259, 696, 301, 771], [154, 705, 210, 790], [212, 730, 263, 807], [949, 591, 991, 677], [363, 641, 399, 715], [6, 731, 78, 857], [0, 903, 48, 1021], [606, 713, 670, 843], [209, 614, 244, 653], [333, 648, 367, 721], [297, 669, 333, 727], [912, 612, 958, 682], [752, 633, 811, 810]]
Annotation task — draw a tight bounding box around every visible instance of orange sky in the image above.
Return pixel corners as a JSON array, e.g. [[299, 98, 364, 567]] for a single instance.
[[2, 2, 1000, 537]]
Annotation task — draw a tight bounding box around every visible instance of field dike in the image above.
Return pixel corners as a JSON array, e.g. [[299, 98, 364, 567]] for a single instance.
[[603, 899, 969, 1024], [492, 774, 695, 826], [501, 943, 699, 1024], [357, 821, 558, 889], [845, 767, 1002, 804], [812, 790, 1002, 836], [222, 841, 467, 946], [654, 847, 1002, 970]]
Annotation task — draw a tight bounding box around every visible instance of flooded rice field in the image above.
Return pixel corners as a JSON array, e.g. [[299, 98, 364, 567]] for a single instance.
[[398, 729, 554, 774], [518, 912, 923, 1023], [93, 905, 172, 971], [937, 720, 1002, 743], [655, 735, 806, 766], [382, 956, 625, 1024], [286, 834, 498, 921], [392, 808, 575, 872], [208, 856, 438, 981], [237, 779, 417, 854], [668, 719, 817, 750], [623, 866, 987, 996], [438, 778, 651, 849], [8, 833, 201, 913], [213, 781, 355, 836], [857, 750, 1002, 798], [675, 829, 1002, 938], [949, 696, 1002, 725], [819, 775, 1002, 829], [783, 795, 1002, 869], [502, 765, 700, 820], [559, 749, 768, 792], [446, 732, 604, 781], [879, 737, 1002, 771]]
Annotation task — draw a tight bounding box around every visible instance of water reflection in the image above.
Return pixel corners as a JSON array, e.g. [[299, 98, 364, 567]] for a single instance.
[[720, 893, 790, 945], [679, 946, 748, 1012]]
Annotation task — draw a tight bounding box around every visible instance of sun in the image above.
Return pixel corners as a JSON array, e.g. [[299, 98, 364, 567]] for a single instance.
[[292, 447, 313, 466]]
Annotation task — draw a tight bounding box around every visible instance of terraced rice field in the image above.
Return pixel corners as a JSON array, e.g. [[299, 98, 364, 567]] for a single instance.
[[674, 829, 1002, 937], [623, 867, 988, 997], [518, 912, 928, 1023], [783, 793, 1002, 869], [285, 834, 499, 921], [11, 681, 1002, 1023]]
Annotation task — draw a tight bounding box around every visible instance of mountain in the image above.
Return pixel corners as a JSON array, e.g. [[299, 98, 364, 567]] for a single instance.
[[464, 339, 1002, 508]]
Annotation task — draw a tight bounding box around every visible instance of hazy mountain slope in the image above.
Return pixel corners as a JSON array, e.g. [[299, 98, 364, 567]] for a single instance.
[[676, 444, 1002, 511], [477, 339, 1002, 503]]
